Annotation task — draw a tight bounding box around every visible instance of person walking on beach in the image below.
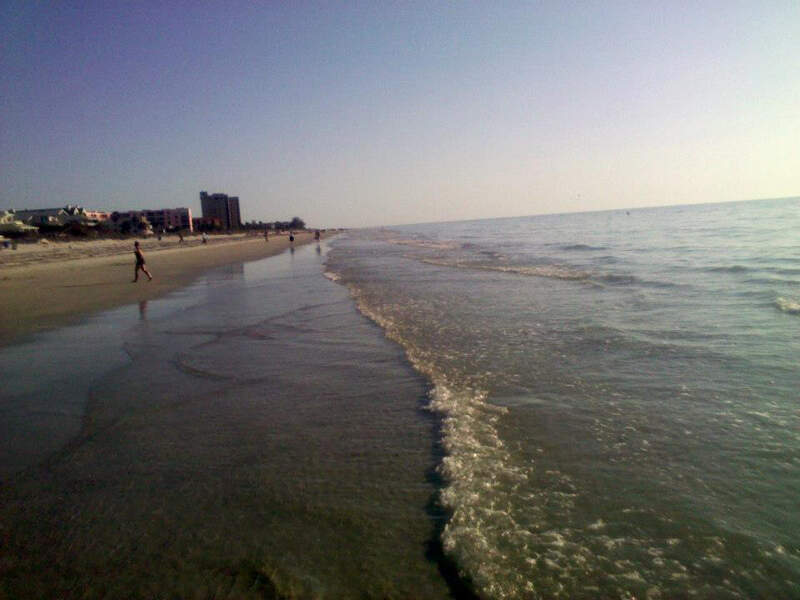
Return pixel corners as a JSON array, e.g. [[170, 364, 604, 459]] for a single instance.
[[289, 231, 295, 244], [132, 241, 153, 282]]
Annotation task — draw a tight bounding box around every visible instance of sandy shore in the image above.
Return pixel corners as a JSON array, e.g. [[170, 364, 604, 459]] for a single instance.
[[0, 232, 321, 345]]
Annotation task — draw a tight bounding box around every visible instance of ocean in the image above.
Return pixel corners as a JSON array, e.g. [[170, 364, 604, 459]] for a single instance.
[[324, 197, 800, 599], [2, 197, 799, 599]]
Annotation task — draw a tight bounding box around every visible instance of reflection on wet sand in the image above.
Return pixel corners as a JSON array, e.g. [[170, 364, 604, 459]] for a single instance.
[[0, 242, 451, 599]]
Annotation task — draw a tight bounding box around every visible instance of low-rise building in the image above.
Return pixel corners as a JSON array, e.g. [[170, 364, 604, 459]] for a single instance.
[[0, 210, 38, 234], [141, 207, 193, 232], [84, 210, 111, 222], [12, 205, 99, 229], [5, 205, 192, 235]]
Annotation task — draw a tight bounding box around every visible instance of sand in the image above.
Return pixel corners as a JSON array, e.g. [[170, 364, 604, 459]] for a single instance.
[[0, 231, 321, 346]]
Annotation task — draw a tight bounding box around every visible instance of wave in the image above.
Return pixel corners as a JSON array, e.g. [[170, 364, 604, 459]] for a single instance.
[[705, 265, 800, 277], [705, 265, 750, 273], [420, 258, 682, 290], [484, 264, 589, 281], [599, 273, 638, 285], [332, 275, 644, 598], [600, 274, 682, 289], [387, 238, 460, 251], [421, 258, 590, 281], [775, 297, 800, 315], [430, 385, 539, 599], [325, 273, 547, 597], [560, 244, 609, 251], [745, 277, 800, 287]]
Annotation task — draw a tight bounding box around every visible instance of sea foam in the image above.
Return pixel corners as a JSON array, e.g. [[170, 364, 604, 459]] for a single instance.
[[775, 296, 800, 314]]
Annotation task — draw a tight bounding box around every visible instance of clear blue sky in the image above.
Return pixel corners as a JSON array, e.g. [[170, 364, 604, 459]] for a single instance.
[[2, 1, 798, 228]]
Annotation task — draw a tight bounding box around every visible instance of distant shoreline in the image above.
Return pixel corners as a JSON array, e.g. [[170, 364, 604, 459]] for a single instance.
[[0, 231, 325, 346]]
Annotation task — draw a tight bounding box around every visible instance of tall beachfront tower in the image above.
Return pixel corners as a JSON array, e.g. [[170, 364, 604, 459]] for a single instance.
[[200, 191, 242, 230]]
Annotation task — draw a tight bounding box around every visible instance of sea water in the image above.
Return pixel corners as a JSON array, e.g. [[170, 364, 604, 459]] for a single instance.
[[324, 197, 800, 598], [2, 198, 799, 599]]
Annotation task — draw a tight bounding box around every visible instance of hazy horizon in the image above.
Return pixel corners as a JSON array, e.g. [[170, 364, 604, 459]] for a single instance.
[[2, 2, 798, 229], [358, 193, 799, 229]]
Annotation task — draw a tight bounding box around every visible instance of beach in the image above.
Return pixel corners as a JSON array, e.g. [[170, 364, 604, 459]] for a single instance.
[[0, 238, 452, 599], [0, 232, 317, 345], [2, 199, 800, 598], [4, 1, 797, 596]]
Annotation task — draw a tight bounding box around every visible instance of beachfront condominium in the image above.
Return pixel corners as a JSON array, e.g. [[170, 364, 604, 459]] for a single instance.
[[200, 191, 241, 230], [142, 207, 193, 232]]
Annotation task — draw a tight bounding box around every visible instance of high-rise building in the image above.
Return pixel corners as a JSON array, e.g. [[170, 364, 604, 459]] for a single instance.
[[200, 191, 241, 230]]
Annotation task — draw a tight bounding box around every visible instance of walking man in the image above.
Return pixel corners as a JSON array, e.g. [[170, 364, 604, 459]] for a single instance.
[[133, 241, 153, 282]]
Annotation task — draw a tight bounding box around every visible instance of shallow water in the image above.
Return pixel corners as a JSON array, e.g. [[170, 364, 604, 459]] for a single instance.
[[1, 243, 451, 599], [325, 197, 800, 599]]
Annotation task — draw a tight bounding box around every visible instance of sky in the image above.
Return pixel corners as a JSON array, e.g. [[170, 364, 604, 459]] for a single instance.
[[1, 2, 798, 228]]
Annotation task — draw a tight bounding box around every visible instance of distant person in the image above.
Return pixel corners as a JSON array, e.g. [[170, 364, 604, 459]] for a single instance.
[[314, 229, 320, 242], [264, 228, 269, 241], [132, 241, 153, 282], [289, 231, 294, 243], [178, 231, 184, 243], [202, 232, 208, 244]]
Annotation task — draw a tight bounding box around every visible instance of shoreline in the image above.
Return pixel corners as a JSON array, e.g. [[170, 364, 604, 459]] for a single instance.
[[0, 231, 323, 346], [1, 237, 453, 598]]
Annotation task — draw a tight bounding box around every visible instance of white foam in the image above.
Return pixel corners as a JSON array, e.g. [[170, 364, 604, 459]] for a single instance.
[[776, 296, 800, 314], [336, 266, 751, 599], [340, 280, 549, 598], [588, 519, 606, 530]]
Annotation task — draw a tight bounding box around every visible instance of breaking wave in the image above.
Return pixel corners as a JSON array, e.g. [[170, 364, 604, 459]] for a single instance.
[[336, 279, 547, 598], [775, 297, 800, 314]]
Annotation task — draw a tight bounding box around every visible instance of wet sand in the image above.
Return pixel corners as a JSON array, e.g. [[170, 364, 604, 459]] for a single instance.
[[0, 232, 320, 345], [0, 240, 452, 599]]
